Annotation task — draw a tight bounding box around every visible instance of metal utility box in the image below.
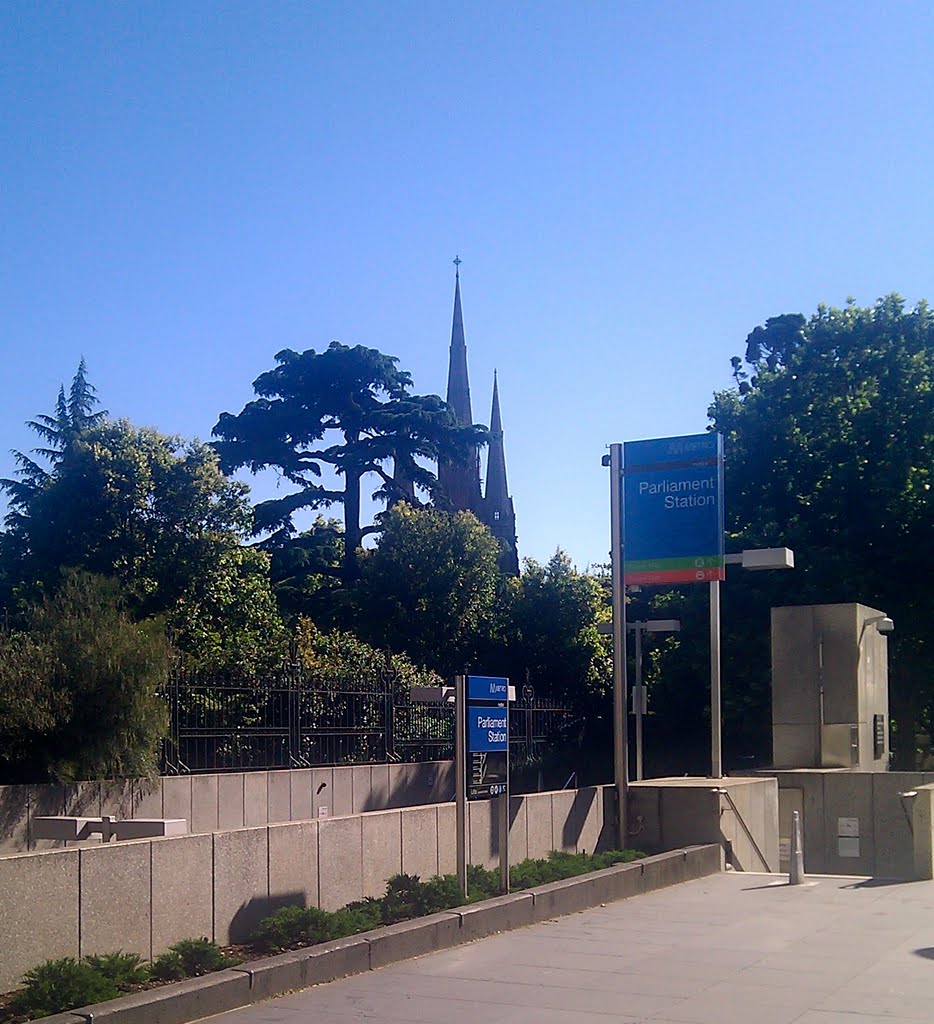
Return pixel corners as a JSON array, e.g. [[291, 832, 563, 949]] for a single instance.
[[771, 603, 890, 771]]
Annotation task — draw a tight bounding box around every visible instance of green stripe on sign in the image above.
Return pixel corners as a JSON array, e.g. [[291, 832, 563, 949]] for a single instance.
[[624, 555, 723, 572]]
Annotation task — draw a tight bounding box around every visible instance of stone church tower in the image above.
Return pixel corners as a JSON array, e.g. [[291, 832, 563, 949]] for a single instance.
[[438, 261, 520, 575]]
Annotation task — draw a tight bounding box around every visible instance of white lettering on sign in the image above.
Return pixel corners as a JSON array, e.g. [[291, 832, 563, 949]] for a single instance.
[[638, 477, 716, 495], [477, 715, 506, 728], [487, 730, 508, 743]]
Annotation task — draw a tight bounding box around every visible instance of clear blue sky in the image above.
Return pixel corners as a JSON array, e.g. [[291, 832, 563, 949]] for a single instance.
[[3, 2, 933, 569]]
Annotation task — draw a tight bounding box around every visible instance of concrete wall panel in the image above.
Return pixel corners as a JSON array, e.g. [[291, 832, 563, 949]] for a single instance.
[[79, 842, 151, 959], [525, 793, 554, 859], [508, 796, 528, 862], [162, 776, 193, 828], [318, 816, 363, 911], [351, 766, 373, 815], [468, 799, 498, 869], [100, 779, 135, 821], [64, 782, 102, 847], [569, 787, 603, 855], [365, 764, 391, 812], [437, 803, 457, 875], [289, 769, 314, 821], [191, 775, 219, 833], [151, 833, 214, 953], [822, 771, 874, 875], [268, 820, 319, 910], [0, 785, 31, 856], [872, 772, 923, 879], [311, 768, 334, 818], [550, 790, 578, 854], [0, 849, 79, 991], [218, 773, 245, 831], [402, 804, 440, 879], [133, 778, 163, 820], [213, 827, 269, 943], [362, 810, 403, 897], [331, 768, 354, 817], [28, 782, 66, 851], [243, 771, 268, 827], [267, 771, 292, 824]]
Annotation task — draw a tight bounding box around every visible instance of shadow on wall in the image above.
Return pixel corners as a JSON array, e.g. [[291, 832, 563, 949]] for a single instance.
[[229, 890, 307, 944], [562, 788, 596, 851]]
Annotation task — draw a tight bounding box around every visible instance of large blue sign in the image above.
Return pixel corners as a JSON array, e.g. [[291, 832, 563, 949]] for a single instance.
[[623, 432, 724, 585], [468, 706, 509, 752], [467, 675, 510, 701]]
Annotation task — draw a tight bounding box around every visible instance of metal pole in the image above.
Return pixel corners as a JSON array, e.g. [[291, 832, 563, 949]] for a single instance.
[[789, 809, 804, 884], [609, 443, 629, 846], [710, 579, 722, 778], [454, 674, 467, 897], [498, 791, 509, 893], [634, 624, 644, 782]]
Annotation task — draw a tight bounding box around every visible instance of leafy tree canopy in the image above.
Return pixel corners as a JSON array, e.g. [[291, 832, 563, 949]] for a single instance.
[[355, 502, 503, 676], [2, 419, 253, 617], [213, 343, 488, 578], [0, 572, 170, 782], [709, 294, 934, 766]]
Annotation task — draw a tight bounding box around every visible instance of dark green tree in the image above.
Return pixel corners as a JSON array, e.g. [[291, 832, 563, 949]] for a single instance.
[[213, 343, 488, 579], [355, 502, 503, 675], [2, 358, 107, 530], [709, 294, 934, 767], [2, 420, 254, 617], [0, 572, 170, 782]]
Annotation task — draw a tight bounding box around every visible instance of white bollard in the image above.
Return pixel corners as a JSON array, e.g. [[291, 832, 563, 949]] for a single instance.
[[789, 809, 805, 884]]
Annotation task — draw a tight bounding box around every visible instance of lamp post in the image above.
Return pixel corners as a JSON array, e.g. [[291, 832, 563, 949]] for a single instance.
[[628, 619, 680, 781], [711, 547, 795, 778]]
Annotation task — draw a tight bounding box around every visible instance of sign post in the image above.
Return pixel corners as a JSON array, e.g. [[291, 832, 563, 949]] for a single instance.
[[454, 674, 467, 897], [621, 433, 725, 778], [466, 675, 510, 893]]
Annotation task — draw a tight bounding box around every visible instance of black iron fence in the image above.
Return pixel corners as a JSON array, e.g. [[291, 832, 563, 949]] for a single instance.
[[159, 669, 578, 774]]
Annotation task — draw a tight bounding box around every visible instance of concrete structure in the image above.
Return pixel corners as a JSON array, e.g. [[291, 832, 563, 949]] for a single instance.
[[629, 776, 779, 872], [188, 871, 934, 1024], [0, 785, 614, 991], [0, 761, 451, 856], [771, 602, 891, 770], [753, 767, 934, 879]]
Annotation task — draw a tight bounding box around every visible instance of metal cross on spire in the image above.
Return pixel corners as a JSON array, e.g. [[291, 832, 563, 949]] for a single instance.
[[453, 254, 461, 274]]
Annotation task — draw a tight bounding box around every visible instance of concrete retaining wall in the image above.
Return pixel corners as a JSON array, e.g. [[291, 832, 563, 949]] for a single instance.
[[0, 762, 454, 856], [0, 784, 613, 991], [39, 845, 722, 1024], [753, 768, 934, 878]]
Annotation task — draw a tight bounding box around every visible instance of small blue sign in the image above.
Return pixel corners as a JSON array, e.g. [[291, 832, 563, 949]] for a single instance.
[[467, 675, 510, 701], [468, 706, 509, 752]]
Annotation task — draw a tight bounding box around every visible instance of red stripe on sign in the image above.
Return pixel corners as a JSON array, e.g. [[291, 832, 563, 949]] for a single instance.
[[624, 568, 726, 585]]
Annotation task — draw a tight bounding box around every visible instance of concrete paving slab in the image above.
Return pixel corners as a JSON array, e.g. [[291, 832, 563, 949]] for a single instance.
[[205, 871, 934, 1024]]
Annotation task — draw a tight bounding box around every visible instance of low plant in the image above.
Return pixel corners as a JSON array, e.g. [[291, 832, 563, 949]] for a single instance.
[[83, 951, 149, 990], [10, 957, 118, 1020], [333, 898, 383, 935], [150, 938, 237, 979]]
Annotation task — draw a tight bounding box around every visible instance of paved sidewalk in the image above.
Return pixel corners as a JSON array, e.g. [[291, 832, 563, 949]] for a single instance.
[[209, 872, 934, 1024]]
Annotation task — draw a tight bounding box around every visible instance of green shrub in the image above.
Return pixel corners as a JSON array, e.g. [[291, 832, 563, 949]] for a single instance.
[[83, 951, 149, 990], [417, 874, 463, 915], [252, 905, 314, 952], [150, 937, 236, 979], [381, 873, 425, 924], [335, 898, 384, 934], [150, 950, 186, 982], [466, 864, 499, 902], [10, 957, 118, 1019]]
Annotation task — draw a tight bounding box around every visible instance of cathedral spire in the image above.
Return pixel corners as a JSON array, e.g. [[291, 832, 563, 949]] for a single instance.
[[482, 371, 519, 575], [438, 258, 482, 511]]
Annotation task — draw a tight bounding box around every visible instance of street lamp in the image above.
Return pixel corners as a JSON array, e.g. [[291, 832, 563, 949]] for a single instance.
[[710, 547, 795, 778], [629, 619, 680, 781]]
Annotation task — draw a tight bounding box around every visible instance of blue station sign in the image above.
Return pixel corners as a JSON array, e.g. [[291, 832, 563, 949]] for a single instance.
[[623, 432, 724, 585], [467, 675, 510, 701], [468, 706, 509, 753]]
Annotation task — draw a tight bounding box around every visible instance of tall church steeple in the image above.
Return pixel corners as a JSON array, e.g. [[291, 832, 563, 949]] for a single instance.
[[482, 372, 519, 575], [438, 258, 482, 511]]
